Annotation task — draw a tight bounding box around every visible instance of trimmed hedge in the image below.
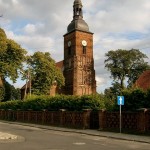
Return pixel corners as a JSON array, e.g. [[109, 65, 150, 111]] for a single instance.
[[0, 94, 106, 111], [111, 88, 150, 111], [122, 88, 150, 111], [1, 89, 149, 112]]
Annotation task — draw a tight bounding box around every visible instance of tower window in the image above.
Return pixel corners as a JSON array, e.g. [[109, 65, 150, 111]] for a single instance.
[[79, 8, 82, 15], [68, 46, 71, 55], [83, 46, 86, 54], [76, 8, 79, 15]]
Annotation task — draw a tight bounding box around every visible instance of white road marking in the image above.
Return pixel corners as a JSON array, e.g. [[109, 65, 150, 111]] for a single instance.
[[73, 142, 86, 145]]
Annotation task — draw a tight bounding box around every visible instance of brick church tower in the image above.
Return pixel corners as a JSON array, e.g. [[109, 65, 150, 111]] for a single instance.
[[63, 0, 96, 95]]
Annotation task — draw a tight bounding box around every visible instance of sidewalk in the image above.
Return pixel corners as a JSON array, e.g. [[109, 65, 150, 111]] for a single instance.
[[1, 121, 150, 143]]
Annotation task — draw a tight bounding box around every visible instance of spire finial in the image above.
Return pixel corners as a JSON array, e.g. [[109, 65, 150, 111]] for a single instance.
[[73, 0, 83, 19], [67, 0, 89, 33], [74, 0, 82, 5]]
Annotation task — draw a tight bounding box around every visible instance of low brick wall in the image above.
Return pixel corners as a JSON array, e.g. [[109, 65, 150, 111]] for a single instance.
[[99, 109, 150, 133], [0, 109, 150, 133], [145, 110, 150, 131], [0, 109, 91, 129]]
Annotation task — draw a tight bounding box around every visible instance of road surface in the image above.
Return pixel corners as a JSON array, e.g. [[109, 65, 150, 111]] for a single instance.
[[0, 122, 149, 150]]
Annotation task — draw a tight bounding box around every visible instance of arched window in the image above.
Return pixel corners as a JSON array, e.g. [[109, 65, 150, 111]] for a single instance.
[[83, 46, 86, 54], [68, 46, 71, 55], [76, 8, 79, 15], [79, 8, 82, 15]]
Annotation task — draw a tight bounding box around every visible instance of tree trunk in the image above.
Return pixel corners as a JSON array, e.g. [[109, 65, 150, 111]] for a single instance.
[[0, 76, 4, 102], [120, 76, 125, 89], [0, 76, 4, 87]]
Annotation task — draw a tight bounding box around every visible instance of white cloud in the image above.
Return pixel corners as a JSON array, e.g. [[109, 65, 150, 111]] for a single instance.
[[24, 24, 37, 34], [12, 0, 18, 5]]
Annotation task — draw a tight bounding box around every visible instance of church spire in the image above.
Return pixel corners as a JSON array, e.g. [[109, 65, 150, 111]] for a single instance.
[[73, 0, 83, 20], [67, 0, 90, 33]]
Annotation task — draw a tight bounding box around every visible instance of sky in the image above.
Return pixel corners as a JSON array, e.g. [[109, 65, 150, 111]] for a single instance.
[[0, 0, 150, 93]]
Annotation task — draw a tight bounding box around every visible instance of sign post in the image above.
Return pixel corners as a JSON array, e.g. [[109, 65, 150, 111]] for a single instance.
[[117, 96, 124, 133]]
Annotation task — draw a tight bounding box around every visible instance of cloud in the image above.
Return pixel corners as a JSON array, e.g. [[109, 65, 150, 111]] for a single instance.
[[1, 0, 150, 92], [23, 24, 43, 35]]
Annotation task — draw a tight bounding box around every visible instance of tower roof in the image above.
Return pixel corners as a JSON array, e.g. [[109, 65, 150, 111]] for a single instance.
[[67, 19, 89, 33], [67, 0, 90, 33]]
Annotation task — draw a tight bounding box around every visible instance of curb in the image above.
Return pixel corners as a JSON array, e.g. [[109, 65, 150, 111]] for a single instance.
[[0, 120, 150, 144]]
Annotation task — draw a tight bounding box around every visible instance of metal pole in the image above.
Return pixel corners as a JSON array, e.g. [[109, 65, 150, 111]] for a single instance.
[[29, 70, 31, 97], [120, 104, 122, 133], [24, 74, 28, 100]]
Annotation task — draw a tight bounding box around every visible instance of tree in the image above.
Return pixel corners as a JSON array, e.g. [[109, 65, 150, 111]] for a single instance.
[[27, 52, 64, 95], [105, 49, 149, 89], [0, 28, 7, 54], [2, 81, 21, 102], [105, 82, 122, 98], [0, 28, 27, 101], [0, 28, 27, 82]]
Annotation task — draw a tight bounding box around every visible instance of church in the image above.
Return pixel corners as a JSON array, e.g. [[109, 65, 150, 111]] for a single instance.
[[21, 0, 96, 98], [51, 0, 96, 96]]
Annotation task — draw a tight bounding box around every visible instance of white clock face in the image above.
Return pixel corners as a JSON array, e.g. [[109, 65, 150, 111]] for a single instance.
[[82, 40, 87, 46], [68, 41, 71, 47]]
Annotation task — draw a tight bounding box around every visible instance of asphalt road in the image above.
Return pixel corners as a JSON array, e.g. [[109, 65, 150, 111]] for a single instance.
[[0, 122, 150, 150]]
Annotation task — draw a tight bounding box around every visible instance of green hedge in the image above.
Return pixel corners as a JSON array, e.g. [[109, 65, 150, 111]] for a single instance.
[[0, 94, 106, 111], [122, 88, 150, 111], [111, 88, 150, 111]]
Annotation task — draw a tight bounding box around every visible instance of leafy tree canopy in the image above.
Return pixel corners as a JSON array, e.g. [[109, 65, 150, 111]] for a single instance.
[[0, 28, 27, 82], [105, 49, 149, 89], [27, 51, 64, 95], [0, 28, 7, 54], [2, 81, 21, 102]]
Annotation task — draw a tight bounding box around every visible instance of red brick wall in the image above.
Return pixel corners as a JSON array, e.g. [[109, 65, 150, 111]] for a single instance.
[[0, 109, 91, 129], [0, 109, 150, 133], [99, 109, 150, 133], [135, 70, 150, 90]]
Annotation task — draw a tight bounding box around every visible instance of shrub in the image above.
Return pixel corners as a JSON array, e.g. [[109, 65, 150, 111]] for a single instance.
[[0, 94, 106, 111], [121, 88, 147, 111]]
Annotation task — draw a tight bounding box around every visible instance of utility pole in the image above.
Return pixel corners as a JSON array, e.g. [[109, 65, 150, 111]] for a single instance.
[[28, 69, 31, 97], [20, 69, 31, 100], [24, 69, 31, 99]]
